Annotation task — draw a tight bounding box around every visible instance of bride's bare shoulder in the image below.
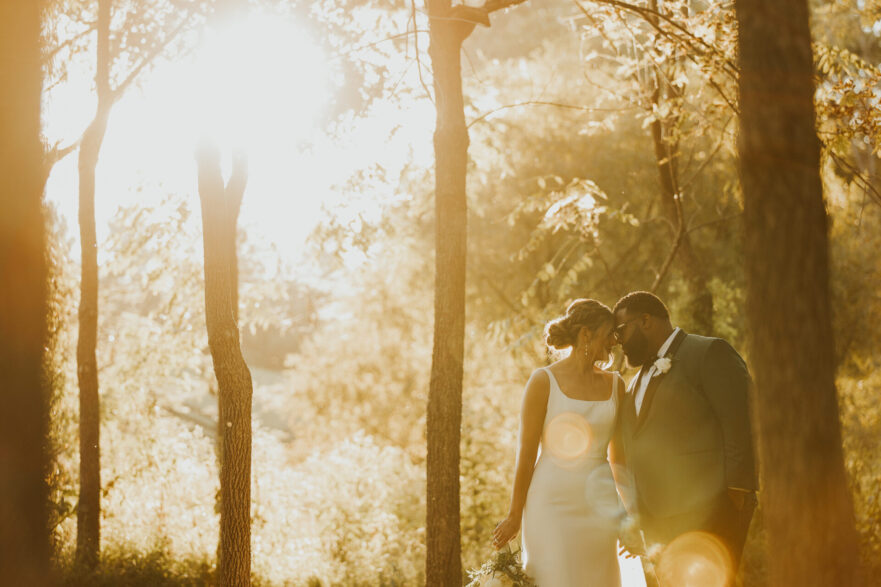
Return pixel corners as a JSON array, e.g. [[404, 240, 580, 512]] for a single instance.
[[524, 367, 551, 396], [527, 367, 550, 385]]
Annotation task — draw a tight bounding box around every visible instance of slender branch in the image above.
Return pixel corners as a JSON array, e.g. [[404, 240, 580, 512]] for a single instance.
[[42, 139, 80, 185], [685, 211, 742, 235], [227, 152, 249, 214], [593, 242, 624, 293], [574, 0, 739, 77], [45, 139, 80, 167], [680, 116, 733, 190], [705, 75, 740, 114], [551, 237, 582, 273], [650, 192, 685, 291], [462, 45, 487, 85], [387, 57, 417, 97], [575, 0, 741, 118], [826, 149, 881, 207], [411, 0, 434, 104], [484, 0, 529, 13], [336, 30, 430, 62], [112, 17, 190, 99], [43, 25, 95, 63], [468, 100, 635, 128]]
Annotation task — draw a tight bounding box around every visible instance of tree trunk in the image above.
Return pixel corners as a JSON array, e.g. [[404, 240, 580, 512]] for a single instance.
[[75, 0, 112, 568], [425, 3, 473, 584], [735, 0, 862, 585], [0, 1, 51, 584], [196, 143, 252, 587]]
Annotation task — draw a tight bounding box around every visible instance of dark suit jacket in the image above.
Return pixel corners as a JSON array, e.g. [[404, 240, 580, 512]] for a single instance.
[[618, 331, 757, 544]]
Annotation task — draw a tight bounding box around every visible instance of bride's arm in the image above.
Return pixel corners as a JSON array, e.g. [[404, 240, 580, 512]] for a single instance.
[[492, 369, 549, 549]]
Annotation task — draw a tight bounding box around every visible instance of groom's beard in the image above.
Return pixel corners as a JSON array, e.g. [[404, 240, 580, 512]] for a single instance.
[[622, 327, 651, 368]]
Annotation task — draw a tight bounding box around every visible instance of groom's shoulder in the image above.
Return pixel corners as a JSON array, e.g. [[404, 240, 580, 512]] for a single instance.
[[683, 333, 746, 364], [681, 332, 717, 353]]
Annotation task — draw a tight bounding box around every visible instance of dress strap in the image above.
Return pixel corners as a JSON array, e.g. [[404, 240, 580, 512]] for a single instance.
[[542, 367, 557, 391]]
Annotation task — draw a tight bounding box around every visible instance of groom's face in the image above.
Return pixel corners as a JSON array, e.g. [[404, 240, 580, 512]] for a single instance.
[[615, 310, 652, 368]]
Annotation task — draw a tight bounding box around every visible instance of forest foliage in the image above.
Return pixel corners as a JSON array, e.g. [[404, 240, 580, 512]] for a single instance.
[[37, 0, 881, 584]]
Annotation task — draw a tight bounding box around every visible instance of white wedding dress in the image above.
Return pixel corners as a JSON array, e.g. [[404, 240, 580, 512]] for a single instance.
[[521, 368, 623, 587]]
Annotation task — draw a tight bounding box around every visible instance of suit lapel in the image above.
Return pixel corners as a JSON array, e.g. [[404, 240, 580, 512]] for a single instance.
[[634, 329, 688, 434]]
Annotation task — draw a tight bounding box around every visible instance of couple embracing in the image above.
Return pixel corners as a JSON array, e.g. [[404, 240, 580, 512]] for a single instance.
[[493, 292, 758, 587]]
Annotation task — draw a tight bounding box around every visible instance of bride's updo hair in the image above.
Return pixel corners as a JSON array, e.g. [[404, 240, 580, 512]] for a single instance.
[[545, 299, 613, 350]]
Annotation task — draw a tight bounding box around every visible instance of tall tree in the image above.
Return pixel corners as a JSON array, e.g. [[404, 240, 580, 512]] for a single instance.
[[196, 143, 253, 587], [70, 0, 204, 566], [194, 3, 253, 579], [194, 6, 254, 584], [423, 1, 524, 583], [75, 0, 111, 567], [0, 0, 51, 583], [735, 0, 863, 585]]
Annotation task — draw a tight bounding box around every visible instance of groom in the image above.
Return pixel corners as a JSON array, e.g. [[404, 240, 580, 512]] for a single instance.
[[613, 291, 757, 584]]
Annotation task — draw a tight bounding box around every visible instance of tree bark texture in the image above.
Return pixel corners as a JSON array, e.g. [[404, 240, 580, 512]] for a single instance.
[[735, 0, 862, 585], [196, 143, 252, 587], [0, 1, 52, 584], [425, 2, 473, 584], [75, 0, 112, 569]]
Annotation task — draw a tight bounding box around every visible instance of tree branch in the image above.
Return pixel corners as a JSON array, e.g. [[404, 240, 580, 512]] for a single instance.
[[685, 211, 742, 235], [411, 0, 434, 104], [226, 151, 249, 215], [826, 149, 881, 207], [42, 140, 80, 186], [680, 116, 734, 191], [650, 192, 685, 291], [574, 0, 739, 78], [484, 0, 530, 14], [112, 17, 190, 100], [43, 25, 95, 64], [467, 100, 635, 128]]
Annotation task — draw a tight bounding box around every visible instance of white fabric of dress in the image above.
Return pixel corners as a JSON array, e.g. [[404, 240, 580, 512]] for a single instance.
[[521, 368, 623, 587]]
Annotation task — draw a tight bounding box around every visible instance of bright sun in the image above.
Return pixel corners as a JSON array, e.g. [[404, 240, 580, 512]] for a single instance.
[[44, 9, 337, 256], [186, 10, 330, 152]]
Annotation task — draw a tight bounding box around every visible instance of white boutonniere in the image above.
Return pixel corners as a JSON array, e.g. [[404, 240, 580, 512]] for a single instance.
[[653, 356, 672, 374]]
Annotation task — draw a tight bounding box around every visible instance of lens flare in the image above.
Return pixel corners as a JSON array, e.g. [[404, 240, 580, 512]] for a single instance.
[[656, 531, 733, 587], [543, 412, 593, 467]]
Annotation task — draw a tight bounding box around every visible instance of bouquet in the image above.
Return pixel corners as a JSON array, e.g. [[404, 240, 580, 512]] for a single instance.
[[466, 544, 537, 587]]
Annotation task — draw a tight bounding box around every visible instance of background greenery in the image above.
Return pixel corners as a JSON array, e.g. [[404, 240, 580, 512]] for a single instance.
[[42, 0, 881, 584]]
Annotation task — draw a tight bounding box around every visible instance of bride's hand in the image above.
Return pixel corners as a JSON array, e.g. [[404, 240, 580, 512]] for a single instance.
[[492, 515, 520, 550], [618, 514, 645, 558]]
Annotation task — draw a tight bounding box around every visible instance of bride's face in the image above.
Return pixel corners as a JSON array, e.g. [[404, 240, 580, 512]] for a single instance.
[[585, 321, 615, 364]]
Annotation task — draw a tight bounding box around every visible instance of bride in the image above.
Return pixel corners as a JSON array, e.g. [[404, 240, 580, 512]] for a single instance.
[[493, 298, 629, 587]]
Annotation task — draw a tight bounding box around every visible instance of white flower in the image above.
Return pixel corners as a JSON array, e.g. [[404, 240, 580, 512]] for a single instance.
[[653, 356, 672, 374]]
